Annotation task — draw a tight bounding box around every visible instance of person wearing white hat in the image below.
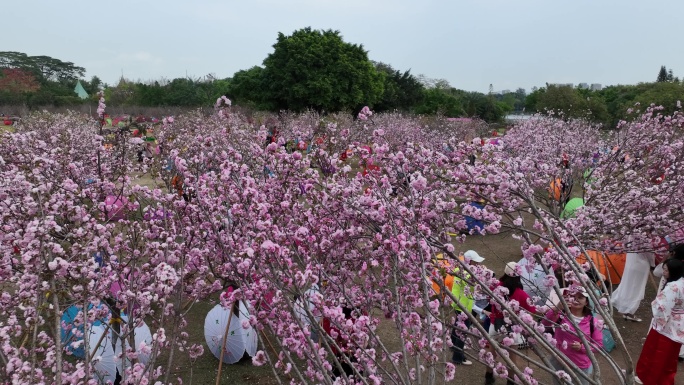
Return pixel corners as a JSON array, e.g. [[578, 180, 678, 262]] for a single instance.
[[450, 250, 489, 366], [464, 250, 485, 263], [464, 250, 493, 319]]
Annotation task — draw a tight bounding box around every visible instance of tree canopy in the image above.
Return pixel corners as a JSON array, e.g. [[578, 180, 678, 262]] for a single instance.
[[0, 52, 85, 83], [254, 27, 384, 112], [372, 61, 424, 113]]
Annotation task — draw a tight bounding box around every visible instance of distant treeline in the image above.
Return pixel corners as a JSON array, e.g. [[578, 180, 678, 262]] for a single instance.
[[526, 76, 684, 127], [3, 41, 684, 127]]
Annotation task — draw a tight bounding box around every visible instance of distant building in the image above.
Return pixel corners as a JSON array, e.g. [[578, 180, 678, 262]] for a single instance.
[[505, 114, 536, 123], [547, 82, 603, 90], [501, 89, 511, 94], [549, 83, 574, 88]]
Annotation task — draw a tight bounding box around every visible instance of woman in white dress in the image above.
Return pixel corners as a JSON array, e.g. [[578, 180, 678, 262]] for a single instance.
[[610, 251, 655, 322]]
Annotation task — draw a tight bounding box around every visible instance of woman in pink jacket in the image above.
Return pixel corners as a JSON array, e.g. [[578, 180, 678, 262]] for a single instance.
[[545, 286, 603, 385]]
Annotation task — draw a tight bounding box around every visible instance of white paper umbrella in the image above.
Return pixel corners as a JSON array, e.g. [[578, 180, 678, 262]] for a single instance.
[[294, 284, 321, 327], [239, 301, 258, 357], [117, 315, 153, 368], [88, 325, 118, 385], [205, 303, 246, 364]]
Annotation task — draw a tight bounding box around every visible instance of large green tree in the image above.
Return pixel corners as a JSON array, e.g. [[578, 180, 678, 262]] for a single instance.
[[0, 52, 84, 83], [0, 52, 88, 107], [258, 27, 384, 112], [372, 61, 424, 113], [526, 84, 609, 125], [227, 66, 267, 108]]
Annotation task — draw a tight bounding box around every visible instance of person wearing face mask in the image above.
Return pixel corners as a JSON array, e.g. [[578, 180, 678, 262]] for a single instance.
[[634, 258, 684, 385], [544, 286, 604, 385]]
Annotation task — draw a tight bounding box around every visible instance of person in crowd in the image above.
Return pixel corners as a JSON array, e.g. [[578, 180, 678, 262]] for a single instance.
[[545, 286, 604, 385], [518, 256, 554, 306], [610, 250, 656, 322], [485, 262, 538, 385], [451, 250, 475, 366], [468, 250, 495, 331], [652, 243, 684, 361], [449, 250, 487, 366], [322, 305, 367, 380], [634, 258, 684, 385]]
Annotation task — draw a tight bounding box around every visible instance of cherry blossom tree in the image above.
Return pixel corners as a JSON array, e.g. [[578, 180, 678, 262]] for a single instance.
[[4, 97, 680, 385]]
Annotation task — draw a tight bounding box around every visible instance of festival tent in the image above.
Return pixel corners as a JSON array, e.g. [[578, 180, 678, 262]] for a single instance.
[[74, 81, 89, 100], [429, 254, 455, 296], [561, 197, 584, 219], [577, 250, 626, 285]]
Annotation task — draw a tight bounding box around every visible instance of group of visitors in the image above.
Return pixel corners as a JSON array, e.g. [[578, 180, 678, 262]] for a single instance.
[[295, 243, 684, 384], [445, 251, 557, 384], [443, 244, 684, 385]]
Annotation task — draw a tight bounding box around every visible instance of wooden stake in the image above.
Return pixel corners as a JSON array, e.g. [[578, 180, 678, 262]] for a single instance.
[[215, 305, 234, 385], [649, 271, 660, 292], [260, 328, 278, 358]]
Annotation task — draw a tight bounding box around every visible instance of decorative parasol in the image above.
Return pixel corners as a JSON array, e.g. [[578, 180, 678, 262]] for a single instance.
[[89, 325, 118, 385], [109, 271, 141, 314], [117, 315, 153, 369], [578, 250, 626, 284], [561, 197, 584, 219], [104, 195, 127, 221], [61, 304, 110, 359], [518, 258, 552, 305], [204, 303, 246, 364], [239, 301, 258, 358]]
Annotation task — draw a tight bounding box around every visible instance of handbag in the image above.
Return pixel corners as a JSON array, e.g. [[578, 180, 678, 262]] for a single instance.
[[602, 327, 616, 352]]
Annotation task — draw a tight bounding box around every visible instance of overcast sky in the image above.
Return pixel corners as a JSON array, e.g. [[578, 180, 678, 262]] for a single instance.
[[7, 0, 684, 93]]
